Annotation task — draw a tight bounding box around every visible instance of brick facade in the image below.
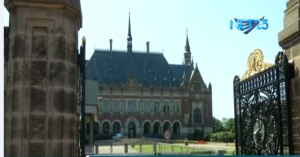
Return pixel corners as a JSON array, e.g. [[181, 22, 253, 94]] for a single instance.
[[85, 14, 213, 139]]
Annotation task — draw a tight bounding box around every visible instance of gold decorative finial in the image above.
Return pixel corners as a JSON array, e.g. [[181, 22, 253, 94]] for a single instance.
[[241, 49, 274, 81]]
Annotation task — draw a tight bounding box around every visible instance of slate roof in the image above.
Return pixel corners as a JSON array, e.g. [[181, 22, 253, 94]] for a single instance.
[[85, 50, 194, 87], [169, 64, 194, 83]]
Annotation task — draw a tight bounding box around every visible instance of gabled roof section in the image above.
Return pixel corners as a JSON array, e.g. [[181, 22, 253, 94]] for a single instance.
[[189, 63, 205, 84], [127, 68, 137, 82], [86, 50, 182, 87]]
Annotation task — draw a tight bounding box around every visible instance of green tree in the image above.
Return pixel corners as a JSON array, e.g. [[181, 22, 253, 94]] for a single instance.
[[213, 117, 224, 133], [224, 118, 235, 133], [221, 118, 235, 145]]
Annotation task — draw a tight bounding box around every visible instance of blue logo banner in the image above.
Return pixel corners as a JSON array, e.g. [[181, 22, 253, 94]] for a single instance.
[[230, 16, 268, 34]]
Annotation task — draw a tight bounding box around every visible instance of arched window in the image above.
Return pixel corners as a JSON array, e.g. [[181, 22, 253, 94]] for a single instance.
[[194, 108, 201, 124], [103, 122, 110, 135]]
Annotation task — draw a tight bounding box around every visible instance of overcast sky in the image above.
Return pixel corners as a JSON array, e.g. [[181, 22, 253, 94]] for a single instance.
[[4, 0, 288, 120]]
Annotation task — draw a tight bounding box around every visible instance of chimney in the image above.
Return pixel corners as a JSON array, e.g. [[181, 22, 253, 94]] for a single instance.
[[110, 39, 113, 56], [146, 41, 150, 55]]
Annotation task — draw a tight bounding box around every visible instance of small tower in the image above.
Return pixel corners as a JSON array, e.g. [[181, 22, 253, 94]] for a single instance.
[[127, 11, 133, 54], [184, 29, 192, 65]]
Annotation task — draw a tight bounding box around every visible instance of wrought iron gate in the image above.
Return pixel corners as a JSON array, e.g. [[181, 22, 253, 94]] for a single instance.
[[77, 37, 86, 157], [233, 51, 293, 155]]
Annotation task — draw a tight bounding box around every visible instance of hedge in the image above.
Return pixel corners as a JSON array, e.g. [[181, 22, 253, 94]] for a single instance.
[[204, 132, 235, 142]]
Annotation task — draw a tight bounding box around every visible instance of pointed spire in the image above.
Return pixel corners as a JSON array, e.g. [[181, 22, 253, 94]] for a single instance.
[[128, 11, 132, 38], [185, 28, 190, 53], [184, 29, 192, 65], [127, 11, 133, 54]]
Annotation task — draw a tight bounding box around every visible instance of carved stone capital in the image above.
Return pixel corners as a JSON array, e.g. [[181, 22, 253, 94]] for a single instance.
[[5, 0, 82, 28]]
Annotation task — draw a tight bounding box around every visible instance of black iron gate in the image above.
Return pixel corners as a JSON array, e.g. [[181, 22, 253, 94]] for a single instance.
[[77, 37, 86, 157], [233, 52, 293, 155]]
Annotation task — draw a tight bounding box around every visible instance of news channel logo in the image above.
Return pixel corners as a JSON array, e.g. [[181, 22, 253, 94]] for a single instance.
[[230, 16, 268, 35]]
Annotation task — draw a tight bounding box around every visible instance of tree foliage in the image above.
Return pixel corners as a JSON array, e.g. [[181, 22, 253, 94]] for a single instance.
[[207, 117, 235, 142], [209, 131, 235, 142], [213, 117, 224, 132], [223, 118, 235, 133]]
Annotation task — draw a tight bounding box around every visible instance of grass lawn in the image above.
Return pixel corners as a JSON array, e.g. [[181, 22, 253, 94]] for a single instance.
[[130, 142, 236, 156]]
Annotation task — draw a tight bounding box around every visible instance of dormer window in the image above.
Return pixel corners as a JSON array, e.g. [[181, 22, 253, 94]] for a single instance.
[[194, 82, 201, 91]]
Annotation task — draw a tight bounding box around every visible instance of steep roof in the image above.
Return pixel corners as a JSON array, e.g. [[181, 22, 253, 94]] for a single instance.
[[169, 64, 194, 83], [189, 63, 205, 84], [85, 50, 183, 87]]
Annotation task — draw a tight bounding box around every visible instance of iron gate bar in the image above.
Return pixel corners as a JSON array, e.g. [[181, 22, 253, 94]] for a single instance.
[[78, 37, 86, 157], [233, 76, 239, 155], [233, 51, 293, 155], [284, 57, 294, 155], [275, 62, 283, 155]]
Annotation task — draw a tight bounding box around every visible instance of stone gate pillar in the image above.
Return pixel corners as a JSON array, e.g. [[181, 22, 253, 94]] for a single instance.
[[4, 0, 82, 157], [279, 0, 300, 154]]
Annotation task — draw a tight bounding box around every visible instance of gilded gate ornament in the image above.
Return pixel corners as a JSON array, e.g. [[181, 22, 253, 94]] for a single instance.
[[241, 49, 274, 81], [234, 51, 292, 155]]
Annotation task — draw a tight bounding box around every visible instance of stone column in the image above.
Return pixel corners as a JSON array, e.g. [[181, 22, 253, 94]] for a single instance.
[[279, 0, 300, 154], [99, 126, 103, 134], [4, 0, 82, 156], [90, 120, 94, 145], [110, 126, 113, 136]]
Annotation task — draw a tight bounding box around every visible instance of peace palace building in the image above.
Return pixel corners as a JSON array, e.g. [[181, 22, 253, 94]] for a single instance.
[[84, 14, 213, 139]]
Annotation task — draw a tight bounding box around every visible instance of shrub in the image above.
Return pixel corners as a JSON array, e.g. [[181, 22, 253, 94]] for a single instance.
[[204, 133, 211, 141], [208, 132, 234, 142]]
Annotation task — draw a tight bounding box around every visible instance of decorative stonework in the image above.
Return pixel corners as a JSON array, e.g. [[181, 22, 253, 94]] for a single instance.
[[184, 114, 189, 125], [29, 115, 45, 140]]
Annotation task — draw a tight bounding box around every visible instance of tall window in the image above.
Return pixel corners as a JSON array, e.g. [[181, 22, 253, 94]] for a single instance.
[[102, 100, 110, 113], [139, 101, 142, 112], [163, 102, 170, 113], [122, 100, 126, 112], [194, 108, 202, 124], [194, 83, 201, 91], [154, 101, 160, 113], [128, 100, 137, 113], [113, 100, 121, 112], [144, 101, 151, 113], [98, 98, 102, 112], [173, 101, 180, 114]]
